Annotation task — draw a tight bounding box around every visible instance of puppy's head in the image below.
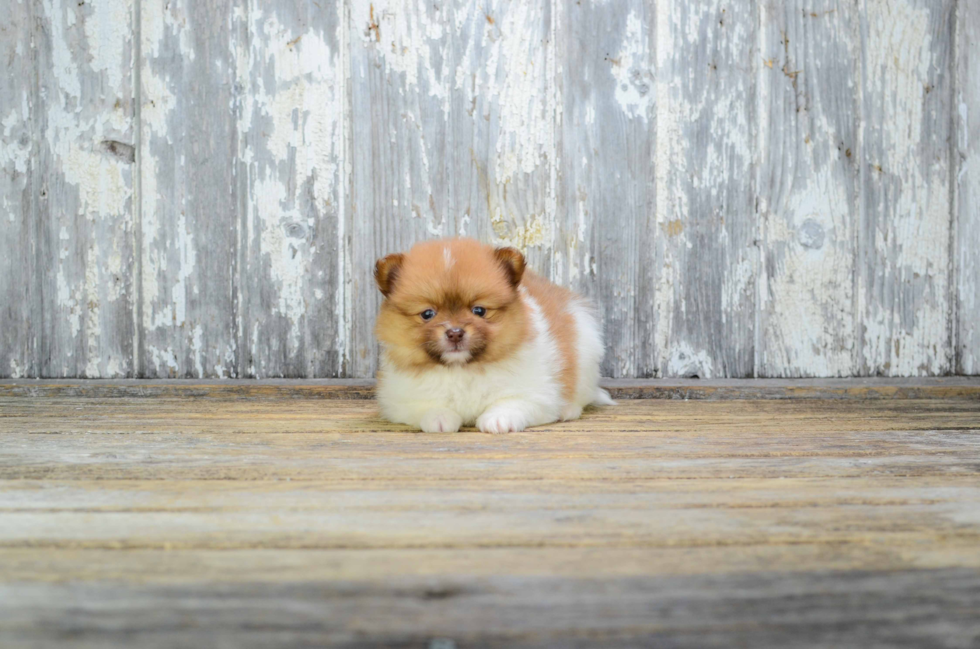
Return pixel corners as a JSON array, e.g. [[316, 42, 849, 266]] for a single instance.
[[374, 238, 528, 369]]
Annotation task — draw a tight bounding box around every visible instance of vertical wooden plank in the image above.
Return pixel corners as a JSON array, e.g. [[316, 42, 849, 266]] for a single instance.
[[450, 0, 558, 280], [653, 0, 757, 377], [557, 0, 654, 377], [35, 0, 136, 377], [758, 0, 861, 377], [956, 0, 980, 374], [349, 0, 454, 377], [240, 2, 349, 378], [348, 0, 558, 378], [140, 0, 241, 377], [859, 0, 954, 376], [0, 0, 35, 378]]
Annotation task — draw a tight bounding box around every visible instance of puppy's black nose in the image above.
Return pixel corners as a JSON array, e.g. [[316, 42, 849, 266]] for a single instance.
[[445, 328, 465, 344]]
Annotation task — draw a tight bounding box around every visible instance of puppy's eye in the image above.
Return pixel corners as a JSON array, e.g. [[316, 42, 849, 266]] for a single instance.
[[420, 309, 436, 321], [471, 306, 487, 317]]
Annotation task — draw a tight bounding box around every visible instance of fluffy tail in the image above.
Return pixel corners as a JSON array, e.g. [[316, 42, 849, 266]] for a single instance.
[[592, 388, 616, 407]]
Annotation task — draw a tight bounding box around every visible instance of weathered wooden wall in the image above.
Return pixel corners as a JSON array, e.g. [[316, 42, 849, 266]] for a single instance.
[[0, 0, 977, 378]]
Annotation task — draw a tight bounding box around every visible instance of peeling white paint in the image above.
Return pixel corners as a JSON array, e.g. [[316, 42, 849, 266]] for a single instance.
[[148, 345, 179, 376], [45, 1, 81, 99], [0, 105, 30, 178], [354, 0, 450, 113], [4, 0, 975, 380], [336, 30, 351, 377], [722, 255, 754, 318], [567, 185, 590, 283], [959, 101, 969, 153], [8, 359, 25, 379], [83, 237, 103, 378], [83, 0, 130, 92], [105, 356, 124, 377], [454, 1, 556, 253], [653, 0, 687, 372], [862, 0, 951, 375], [765, 166, 855, 377], [610, 10, 654, 121], [244, 7, 347, 366], [475, 1, 554, 182], [140, 68, 176, 137], [57, 268, 81, 338], [139, 1, 181, 351], [138, 63, 175, 347], [171, 209, 196, 327], [142, 0, 239, 378], [255, 179, 308, 350], [667, 342, 715, 379], [141, 0, 195, 61], [653, 0, 755, 376], [42, 2, 132, 223], [59, 226, 70, 260], [36, 0, 134, 378], [959, 30, 980, 373], [189, 324, 204, 377], [351, 0, 450, 243], [105, 236, 126, 303]]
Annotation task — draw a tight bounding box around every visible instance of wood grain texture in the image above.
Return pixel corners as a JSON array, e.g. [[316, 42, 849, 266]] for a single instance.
[[1, 568, 978, 648], [2, 0, 980, 379], [0, 565, 977, 649], [451, 0, 558, 277], [140, 0, 240, 378], [957, 0, 980, 373], [653, 0, 758, 378], [348, 0, 558, 377], [3, 398, 980, 482], [349, 0, 456, 377], [858, 0, 956, 376], [558, 0, 654, 377], [758, 0, 860, 377], [35, 0, 137, 378], [0, 395, 979, 646], [4, 377, 980, 400], [239, 1, 350, 378], [0, 1, 35, 379]]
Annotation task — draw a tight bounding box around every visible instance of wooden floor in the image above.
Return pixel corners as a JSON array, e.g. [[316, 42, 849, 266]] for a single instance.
[[1, 381, 979, 648]]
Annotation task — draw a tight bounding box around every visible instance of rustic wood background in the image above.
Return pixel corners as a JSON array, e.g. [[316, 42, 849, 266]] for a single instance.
[[1, 0, 977, 379]]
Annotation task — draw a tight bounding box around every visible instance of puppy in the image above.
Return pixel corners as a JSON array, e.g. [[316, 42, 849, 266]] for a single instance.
[[374, 238, 614, 433]]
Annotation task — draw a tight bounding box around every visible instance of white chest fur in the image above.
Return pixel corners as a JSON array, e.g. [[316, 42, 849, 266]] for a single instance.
[[377, 293, 563, 427]]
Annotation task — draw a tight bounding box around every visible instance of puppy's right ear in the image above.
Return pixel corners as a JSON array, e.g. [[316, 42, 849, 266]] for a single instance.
[[494, 247, 526, 287], [374, 253, 405, 297]]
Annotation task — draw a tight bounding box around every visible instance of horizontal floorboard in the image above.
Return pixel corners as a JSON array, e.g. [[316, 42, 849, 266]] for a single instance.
[[2, 570, 979, 648], [1, 391, 978, 646], [2, 377, 980, 400]]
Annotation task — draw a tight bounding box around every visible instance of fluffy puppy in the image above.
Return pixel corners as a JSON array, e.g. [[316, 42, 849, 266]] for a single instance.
[[374, 238, 613, 433]]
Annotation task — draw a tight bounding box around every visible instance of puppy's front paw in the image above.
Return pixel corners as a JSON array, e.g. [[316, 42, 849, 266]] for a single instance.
[[477, 408, 527, 434], [419, 409, 463, 433]]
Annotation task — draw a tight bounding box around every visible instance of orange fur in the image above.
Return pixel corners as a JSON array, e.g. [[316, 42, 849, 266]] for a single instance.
[[375, 238, 611, 433], [521, 271, 579, 403], [375, 239, 530, 371]]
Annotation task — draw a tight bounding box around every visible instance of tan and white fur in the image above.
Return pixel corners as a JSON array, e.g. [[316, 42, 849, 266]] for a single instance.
[[374, 238, 613, 433]]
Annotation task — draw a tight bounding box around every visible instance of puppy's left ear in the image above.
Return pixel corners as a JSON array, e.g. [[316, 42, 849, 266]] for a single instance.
[[375, 253, 405, 297], [494, 247, 525, 287]]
